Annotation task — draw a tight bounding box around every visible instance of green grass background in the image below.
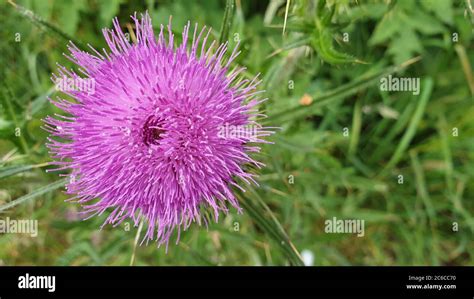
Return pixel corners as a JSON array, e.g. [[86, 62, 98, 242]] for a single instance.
[[0, 0, 473, 266]]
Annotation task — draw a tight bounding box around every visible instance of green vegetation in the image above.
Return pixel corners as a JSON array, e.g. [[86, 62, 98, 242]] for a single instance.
[[0, 0, 472, 266]]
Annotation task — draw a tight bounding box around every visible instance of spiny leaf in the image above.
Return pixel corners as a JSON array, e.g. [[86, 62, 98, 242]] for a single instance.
[[311, 27, 364, 65]]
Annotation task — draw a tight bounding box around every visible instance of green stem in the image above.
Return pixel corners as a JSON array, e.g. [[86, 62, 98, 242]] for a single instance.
[[219, 0, 235, 45]]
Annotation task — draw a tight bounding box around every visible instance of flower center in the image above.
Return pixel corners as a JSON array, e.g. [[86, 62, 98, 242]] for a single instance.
[[142, 116, 165, 146]]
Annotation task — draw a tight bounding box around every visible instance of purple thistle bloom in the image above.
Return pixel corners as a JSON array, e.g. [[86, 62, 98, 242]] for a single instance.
[[44, 12, 272, 247]]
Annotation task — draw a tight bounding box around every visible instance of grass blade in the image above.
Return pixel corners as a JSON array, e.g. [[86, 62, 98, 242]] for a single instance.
[[282, 0, 290, 36], [0, 163, 48, 179], [379, 78, 434, 175], [348, 98, 362, 156], [0, 179, 66, 212], [454, 44, 474, 95], [237, 187, 304, 266]]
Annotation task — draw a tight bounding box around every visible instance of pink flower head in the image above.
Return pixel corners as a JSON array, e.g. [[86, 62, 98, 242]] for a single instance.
[[44, 12, 272, 248]]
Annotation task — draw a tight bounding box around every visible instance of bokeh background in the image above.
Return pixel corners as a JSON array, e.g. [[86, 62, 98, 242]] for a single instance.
[[0, 0, 473, 266]]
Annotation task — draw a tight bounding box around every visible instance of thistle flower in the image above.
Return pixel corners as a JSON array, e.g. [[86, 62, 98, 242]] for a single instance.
[[44, 12, 272, 247]]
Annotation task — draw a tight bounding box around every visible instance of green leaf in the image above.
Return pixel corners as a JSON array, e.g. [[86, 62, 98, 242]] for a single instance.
[[388, 28, 423, 65], [0, 118, 13, 132], [0, 179, 66, 212], [368, 2, 447, 65], [56, 0, 87, 36], [420, 0, 453, 25], [31, 0, 53, 20], [404, 10, 445, 35], [369, 12, 401, 46], [97, 0, 124, 28]]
